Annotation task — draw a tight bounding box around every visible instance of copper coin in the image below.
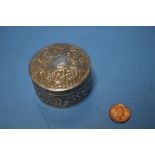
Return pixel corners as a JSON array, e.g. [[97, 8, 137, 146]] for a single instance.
[[109, 104, 131, 123]]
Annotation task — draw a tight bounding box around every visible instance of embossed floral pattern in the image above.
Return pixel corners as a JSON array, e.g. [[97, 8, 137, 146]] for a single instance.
[[30, 44, 90, 91]]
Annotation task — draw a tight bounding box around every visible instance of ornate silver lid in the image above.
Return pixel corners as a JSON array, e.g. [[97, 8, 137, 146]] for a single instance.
[[29, 43, 91, 92]]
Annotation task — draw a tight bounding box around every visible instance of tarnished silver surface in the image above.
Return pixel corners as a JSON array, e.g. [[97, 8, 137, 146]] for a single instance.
[[29, 43, 91, 108]]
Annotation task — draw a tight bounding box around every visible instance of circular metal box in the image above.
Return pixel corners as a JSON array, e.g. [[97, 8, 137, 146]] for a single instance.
[[29, 43, 91, 108]]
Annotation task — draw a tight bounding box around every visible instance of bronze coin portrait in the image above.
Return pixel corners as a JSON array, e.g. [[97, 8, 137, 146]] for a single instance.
[[109, 104, 131, 123]]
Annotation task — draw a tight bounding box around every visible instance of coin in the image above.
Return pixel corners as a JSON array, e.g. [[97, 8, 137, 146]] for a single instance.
[[109, 104, 131, 123]]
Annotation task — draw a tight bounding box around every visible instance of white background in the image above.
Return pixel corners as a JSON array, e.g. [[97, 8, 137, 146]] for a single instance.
[[0, 0, 155, 25], [0, 130, 155, 155], [0, 0, 155, 154]]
